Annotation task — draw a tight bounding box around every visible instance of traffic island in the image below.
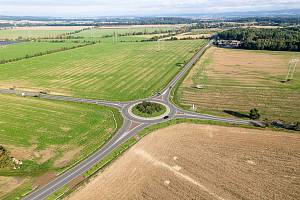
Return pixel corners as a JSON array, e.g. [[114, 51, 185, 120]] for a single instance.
[[132, 101, 167, 118], [128, 101, 171, 121]]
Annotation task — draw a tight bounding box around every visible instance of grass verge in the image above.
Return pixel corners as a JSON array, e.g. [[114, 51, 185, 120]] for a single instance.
[[170, 45, 210, 108], [57, 137, 137, 199], [45, 185, 69, 200], [83, 137, 137, 178]]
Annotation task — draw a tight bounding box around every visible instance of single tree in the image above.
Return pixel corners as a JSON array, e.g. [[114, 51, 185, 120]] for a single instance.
[[249, 108, 260, 120]]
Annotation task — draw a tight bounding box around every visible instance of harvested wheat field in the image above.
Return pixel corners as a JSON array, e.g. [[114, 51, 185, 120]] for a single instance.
[[178, 47, 300, 121], [67, 124, 300, 200]]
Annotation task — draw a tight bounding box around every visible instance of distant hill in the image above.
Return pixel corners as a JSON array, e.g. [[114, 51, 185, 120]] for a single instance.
[[176, 9, 300, 18], [1, 9, 300, 21]]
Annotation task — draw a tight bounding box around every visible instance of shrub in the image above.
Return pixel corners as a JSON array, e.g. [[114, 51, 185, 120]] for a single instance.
[[249, 108, 260, 120], [136, 101, 164, 114], [0, 146, 13, 169]]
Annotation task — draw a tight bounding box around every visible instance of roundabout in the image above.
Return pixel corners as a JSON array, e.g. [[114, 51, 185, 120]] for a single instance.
[[124, 100, 174, 123], [9, 42, 259, 200]]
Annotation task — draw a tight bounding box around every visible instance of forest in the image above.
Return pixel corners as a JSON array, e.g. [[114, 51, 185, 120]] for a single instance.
[[217, 27, 300, 51]]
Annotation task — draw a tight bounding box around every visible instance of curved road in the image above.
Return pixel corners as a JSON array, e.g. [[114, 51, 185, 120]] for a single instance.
[[0, 41, 261, 200]]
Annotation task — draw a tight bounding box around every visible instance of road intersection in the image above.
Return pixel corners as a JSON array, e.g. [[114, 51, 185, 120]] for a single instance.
[[0, 42, 260, 199]]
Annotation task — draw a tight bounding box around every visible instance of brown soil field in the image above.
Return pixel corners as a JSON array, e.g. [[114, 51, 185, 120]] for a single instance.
[[54, 147, 81, 168], [178, 47, 300, 121], [67, 124, 300, 200], [34, 172, 56, 188]]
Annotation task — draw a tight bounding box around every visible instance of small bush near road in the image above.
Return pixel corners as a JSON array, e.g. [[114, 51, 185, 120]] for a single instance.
[[249, 108, 260, 120]]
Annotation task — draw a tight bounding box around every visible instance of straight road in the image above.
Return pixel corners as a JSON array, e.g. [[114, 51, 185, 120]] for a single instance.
[[0, 40, 261, 199]]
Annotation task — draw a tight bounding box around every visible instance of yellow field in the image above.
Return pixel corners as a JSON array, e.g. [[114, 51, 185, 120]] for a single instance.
[[177, 47, 300, 121]]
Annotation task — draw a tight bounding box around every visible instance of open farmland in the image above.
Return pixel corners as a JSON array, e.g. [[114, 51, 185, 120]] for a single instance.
[[0, 26, 91, 40], [177, 47, 300, 122], [67, 123, 300, 200], [74, 26, 177, 38], [0, 93, 121, 199], [12, 26, 91, 31], [0, 40, 206, 101], [0, 29, 73, 40], [0, 41, 83, 61]]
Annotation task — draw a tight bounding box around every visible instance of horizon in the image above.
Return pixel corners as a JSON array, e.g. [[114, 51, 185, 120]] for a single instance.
[[0, 0, 300, 17]]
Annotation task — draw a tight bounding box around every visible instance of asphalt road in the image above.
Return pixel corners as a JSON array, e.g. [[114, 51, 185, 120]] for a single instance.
[[0, 41, 261, 200]]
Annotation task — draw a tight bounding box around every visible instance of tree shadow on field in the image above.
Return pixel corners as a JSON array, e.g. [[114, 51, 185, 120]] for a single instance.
[[223, 110, 250, 119]]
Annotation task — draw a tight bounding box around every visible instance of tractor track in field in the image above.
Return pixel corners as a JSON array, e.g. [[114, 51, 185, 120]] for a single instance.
[[0, 41, 262, 200]]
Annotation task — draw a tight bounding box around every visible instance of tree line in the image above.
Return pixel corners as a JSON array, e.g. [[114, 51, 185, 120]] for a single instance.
[[0, 41, 98, 65], [217, 27, 300, 51]]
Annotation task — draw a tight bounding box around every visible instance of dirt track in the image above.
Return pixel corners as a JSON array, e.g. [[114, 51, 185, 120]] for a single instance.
[[67, 124, 300, 200]]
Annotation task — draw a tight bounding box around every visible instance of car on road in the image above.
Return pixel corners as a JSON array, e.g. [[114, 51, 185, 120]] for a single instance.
[[163, 116, 169, 119]]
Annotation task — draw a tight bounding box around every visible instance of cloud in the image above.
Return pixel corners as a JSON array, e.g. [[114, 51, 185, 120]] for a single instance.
[[0, 0, 299, 16]]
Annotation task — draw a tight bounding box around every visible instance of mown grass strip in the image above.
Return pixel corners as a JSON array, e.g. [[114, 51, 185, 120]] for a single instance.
[[58, 137, 137, 199], [170, 44, 210, 109], [83, 137, 137, 178], [45, 185, 69, 200]]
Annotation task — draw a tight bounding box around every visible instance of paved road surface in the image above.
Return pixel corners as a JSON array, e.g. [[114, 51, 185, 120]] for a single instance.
[[0, 41, 261, 199]]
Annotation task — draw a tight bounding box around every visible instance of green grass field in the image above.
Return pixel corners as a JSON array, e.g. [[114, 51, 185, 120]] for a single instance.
[[74, 27, 176, 38], [0, 42, 82, 61], [177, 47, 300, 122], [0, 29, 72, 40], [0, 28, 206, 198], [0, 94, 121, 170], [0, 40, 206, 101], [0, 93, 122, 198]]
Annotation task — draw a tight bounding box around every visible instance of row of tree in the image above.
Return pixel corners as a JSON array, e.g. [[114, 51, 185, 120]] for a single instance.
[[229, 17, 300, 26], [217, 27, 300, 51], [0, 42, 97, 65]]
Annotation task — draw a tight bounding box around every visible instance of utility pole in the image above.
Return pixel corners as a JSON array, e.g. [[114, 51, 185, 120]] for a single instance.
[[157, 40, 160, 51], [285, 59, 299, 81], [290, 59, 298, 80], [113, 30, 118, 44], [113, 30, 115, 44]]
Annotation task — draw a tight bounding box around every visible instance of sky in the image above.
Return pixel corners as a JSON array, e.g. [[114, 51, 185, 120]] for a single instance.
[[0, 0, 300, 17]]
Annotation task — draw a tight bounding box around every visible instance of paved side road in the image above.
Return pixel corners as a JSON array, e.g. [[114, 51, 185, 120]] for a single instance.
[[0, 41, 261, 200], [22, 118, 149, 200], [0, 89, 126, 109]]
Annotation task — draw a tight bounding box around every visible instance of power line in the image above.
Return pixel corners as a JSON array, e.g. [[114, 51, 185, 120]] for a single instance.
[[285, 59, 299, 81]]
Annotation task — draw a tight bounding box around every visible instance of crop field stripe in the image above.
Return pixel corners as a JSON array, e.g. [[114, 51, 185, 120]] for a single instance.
[[178, 47, 300, 121], [0, 40, 206, 100]]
